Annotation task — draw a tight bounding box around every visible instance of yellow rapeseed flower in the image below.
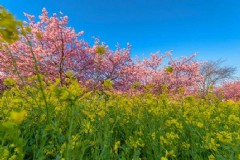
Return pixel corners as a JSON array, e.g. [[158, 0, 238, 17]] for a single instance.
[[151, 132, 156, 140], [182, 143, 190, 150], [165, 150, 176, 158], [8, 155, 17, 160], [14, 147, 20, 154], [10, 110, 27, 124], [208, 154, 215, 160], [3, 149, 10, 158], [161, 157, 168, 160], [98, 110, 106, 118], [206, 138, 220, 151], [196, 122, 204, 128], [216, 132, 232, 144], [10, 144, 15, 148], [113, 141, 120, 153]]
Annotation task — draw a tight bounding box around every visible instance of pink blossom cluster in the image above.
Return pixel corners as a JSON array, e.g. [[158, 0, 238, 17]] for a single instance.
[[215, 81, 240, 101], [0, 8, 203, 95]]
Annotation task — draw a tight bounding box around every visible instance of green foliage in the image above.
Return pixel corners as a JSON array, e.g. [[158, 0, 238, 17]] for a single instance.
[[0, 76, 240, 159], [0, 6, 22, 43]]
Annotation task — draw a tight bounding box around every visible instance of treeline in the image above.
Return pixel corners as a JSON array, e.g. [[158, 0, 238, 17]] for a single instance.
[[0, 7, 239, 100]]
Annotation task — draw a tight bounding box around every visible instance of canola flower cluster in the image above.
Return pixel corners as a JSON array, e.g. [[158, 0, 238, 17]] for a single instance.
[[0, 78, 239, 160]]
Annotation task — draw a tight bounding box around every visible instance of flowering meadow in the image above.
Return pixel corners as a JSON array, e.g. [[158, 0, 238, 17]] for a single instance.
[[0, 78, 240, 160], [0, 8, 240, 160]]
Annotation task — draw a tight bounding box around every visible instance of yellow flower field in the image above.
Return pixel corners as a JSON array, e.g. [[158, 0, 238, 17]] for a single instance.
[[0, 78, 239, 160]]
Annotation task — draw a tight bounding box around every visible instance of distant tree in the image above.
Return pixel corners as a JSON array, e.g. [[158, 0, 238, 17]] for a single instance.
[[128, 52, 203, 95], [199, 59, 236, 96], [215, 80, 240, 101]]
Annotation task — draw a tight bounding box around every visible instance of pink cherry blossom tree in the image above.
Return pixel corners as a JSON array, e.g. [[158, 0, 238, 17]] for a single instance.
[[127, 52, 203, 95], [215, 80, 240, 101], [0, 9, 133, 90], [0, 8, 204, 96]]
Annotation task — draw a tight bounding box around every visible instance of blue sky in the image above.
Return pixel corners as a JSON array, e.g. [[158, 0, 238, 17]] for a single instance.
[[1, 0, 240, 75]]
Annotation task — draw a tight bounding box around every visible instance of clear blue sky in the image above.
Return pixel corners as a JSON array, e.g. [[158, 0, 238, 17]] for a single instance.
[[1, 0, 240, 75]]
